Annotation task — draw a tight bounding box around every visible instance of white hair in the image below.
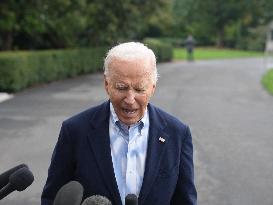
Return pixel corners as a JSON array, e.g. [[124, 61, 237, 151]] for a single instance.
[[104, 42, 158, 83]]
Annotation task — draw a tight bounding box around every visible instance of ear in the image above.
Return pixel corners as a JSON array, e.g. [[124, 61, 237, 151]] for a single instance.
[[104, 75, 110, 95], [151, 83, 156, 96]]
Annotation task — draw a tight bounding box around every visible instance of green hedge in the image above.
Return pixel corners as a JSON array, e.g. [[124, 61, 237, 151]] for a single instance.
[[0, 47, 108, 92], [0, 41, 173, 92], [154, 37, 183, 47], [143, 38, 173, 62]]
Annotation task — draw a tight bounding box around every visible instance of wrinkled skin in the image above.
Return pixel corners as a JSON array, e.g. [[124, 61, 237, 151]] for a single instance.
[[104, 58, 156, 126]]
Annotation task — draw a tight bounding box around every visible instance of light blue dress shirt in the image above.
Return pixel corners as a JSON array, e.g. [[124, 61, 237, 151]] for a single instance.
[[109, 103, 149, 205]]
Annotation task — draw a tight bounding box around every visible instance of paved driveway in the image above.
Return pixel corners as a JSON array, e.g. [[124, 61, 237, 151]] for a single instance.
[[0, 58, 272, 205]]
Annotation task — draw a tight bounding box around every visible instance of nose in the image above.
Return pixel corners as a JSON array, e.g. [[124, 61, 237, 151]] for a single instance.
[[124, 90, 135, 105]]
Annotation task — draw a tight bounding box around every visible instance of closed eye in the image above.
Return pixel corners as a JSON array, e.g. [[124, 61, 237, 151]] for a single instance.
[[116, 86, 128, 91], [135, 88, 145, 93]]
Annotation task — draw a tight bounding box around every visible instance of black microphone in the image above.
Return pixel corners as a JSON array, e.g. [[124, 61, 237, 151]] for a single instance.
[[0, 166, 34, 200], [0, 164, 28, 190], [53, 181, 84, 205], [81, 195, 112, 205], [125, 194, 138, 205]]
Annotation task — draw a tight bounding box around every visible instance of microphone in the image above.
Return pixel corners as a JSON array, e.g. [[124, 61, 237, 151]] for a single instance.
[[0, 166, 34, 200], [125, 194, 138, 205], [0, 164, 28, 190], [53, 181, 84, 205], [81, 195, 112, 205]]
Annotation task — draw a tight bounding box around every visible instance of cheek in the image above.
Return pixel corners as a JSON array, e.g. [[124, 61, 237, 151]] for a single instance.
[[136, 95, 150, 106], [109, 90, 124, 102]]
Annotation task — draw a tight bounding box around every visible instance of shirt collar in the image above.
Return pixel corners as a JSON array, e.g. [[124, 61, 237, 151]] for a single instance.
[[110, 102, 147, 133]]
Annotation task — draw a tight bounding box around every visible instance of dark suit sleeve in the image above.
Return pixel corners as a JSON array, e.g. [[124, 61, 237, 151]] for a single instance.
[[41, 122, 76, 205], [171, 126, 197, 205]]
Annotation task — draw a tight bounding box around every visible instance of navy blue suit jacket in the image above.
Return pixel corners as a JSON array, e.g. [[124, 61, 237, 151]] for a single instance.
[[41, 101, 197, 205]]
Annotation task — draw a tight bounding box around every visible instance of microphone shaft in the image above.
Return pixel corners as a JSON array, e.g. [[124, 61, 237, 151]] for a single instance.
[[0, 183, 14, 200]]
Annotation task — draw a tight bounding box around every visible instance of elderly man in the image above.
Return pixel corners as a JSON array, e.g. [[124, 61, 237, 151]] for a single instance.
[[41, 42, 197, 205]]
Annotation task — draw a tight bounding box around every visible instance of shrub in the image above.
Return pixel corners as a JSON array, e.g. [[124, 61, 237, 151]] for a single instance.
[[235, 25, 267, 51], [154, 37, 183, 47], [262, 68, 273, 95], [0, 47, 108, 92], [143, 38, 173, 62]]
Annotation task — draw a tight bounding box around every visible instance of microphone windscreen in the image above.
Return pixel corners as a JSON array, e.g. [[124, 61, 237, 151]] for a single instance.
[[9, 166, 34, 191], [125, 194, 138, 205], [81, 195, 112, 205], [0, 164, 28, 189], [53, 181, 84, 205]]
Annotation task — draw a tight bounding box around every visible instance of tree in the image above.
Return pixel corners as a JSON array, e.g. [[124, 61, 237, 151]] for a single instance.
[[0, 0, 47, 50], [38, 0, 87, 48], [0, 0, 172, 50], [171, 0, 273, 48], [82, 0, 172, 46]]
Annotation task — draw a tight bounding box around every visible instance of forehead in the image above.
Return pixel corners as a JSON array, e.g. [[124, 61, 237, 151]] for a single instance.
[[108, 57, 153, 79]]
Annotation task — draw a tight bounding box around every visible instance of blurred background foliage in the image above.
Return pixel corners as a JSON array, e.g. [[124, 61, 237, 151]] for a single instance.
[[0, 0, 171, 50], [0, 0, 273, 51]]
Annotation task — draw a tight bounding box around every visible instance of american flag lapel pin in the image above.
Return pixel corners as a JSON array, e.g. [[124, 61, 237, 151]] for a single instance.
[[159, 137, 165, 143]]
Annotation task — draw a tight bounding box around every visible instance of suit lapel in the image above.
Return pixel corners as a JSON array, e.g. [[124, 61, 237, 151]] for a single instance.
[[86, 102, 169, 205], [87, 101, 122, 205], [139, 104, 169, 205]]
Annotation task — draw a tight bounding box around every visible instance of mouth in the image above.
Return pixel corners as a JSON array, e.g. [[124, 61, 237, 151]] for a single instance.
[[122, 108, 138, 116]]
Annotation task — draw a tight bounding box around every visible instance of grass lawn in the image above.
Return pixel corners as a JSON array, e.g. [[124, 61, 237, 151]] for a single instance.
[[174, 47, 263, 60], [262, 69, 273, 95]]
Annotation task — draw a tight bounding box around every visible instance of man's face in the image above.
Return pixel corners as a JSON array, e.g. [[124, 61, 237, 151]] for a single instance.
[[104, 58, 156, 126]]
